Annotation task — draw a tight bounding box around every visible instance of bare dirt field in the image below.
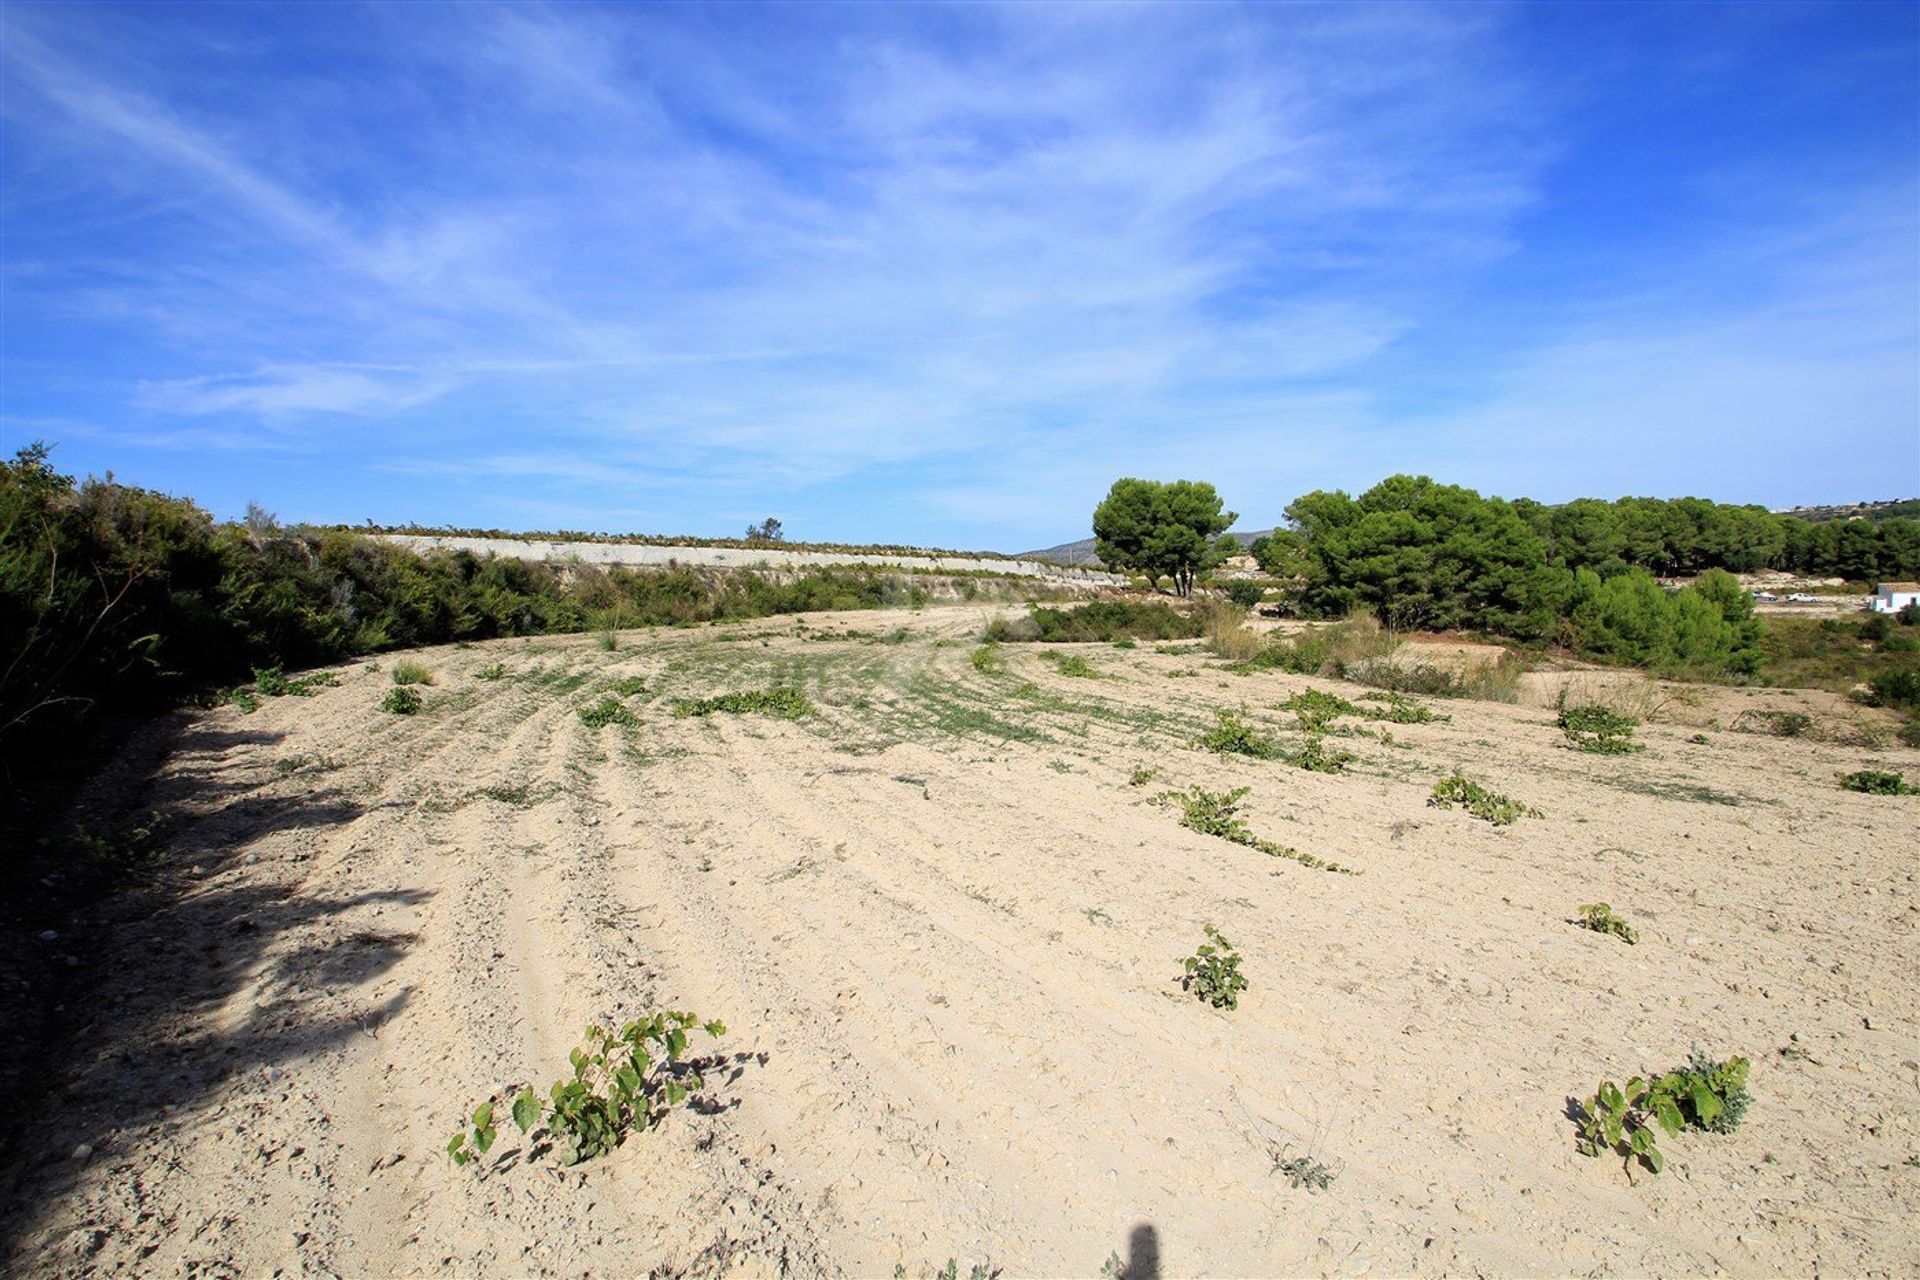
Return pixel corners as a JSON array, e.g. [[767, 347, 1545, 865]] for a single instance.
[[6, 606, 1917, 1278]]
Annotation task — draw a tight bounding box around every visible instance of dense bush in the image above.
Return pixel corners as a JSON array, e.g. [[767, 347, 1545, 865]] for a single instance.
[[0, 445, 951, 788]]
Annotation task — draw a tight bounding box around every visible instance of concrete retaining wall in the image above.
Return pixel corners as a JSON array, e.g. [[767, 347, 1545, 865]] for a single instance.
[[374, 534, 1126, 586]]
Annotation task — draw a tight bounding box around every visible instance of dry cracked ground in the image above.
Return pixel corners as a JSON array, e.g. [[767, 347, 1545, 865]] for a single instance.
[[4, 605, 1917, 1277]]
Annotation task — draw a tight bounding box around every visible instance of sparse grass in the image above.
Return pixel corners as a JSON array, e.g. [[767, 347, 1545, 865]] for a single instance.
[[1574, 902, 1639, 944], [579, 696, 640, 729], [673, 686, 814, 720], [382, 686, 424, 715], [391, 659, 434, 687], [1428, 773, 1539, 825], [1200, 708, 1281, 759]]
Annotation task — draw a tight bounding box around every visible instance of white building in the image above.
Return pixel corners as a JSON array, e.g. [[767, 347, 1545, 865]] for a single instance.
[[1870, 582, 1920, 614]]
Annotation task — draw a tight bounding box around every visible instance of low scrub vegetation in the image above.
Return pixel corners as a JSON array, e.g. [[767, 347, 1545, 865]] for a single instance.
[[1576, 1051, 1751, 1177], [1428, 773, 1539, 825], [1575, 902, 1639, 944], [1039, 651, 1098, 678], [252, 665, 339, 697], [449, 1011, 725, 1168], [1179, 924, 1247, 1009], [390, 660, 435, 687], [988, 600, 1206, 644], [1289, 734, 1354, 773], [1160, 784, 1353, 873], [477, 662, 507, 681], [969, 643, 1005, 675], [1558, 705, 1642, 754], [1199, 709, 1281, 759], [1837, 769, 1916, 795], [381, 686, 423, 716], [672, 686, 814, 720], [579, 697, 640, 729]]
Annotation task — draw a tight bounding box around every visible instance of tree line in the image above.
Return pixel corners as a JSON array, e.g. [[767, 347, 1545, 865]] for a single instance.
[[0, 446, 918, 782]]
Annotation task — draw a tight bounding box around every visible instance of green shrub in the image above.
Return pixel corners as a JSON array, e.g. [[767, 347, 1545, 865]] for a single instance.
[[970, 644, 1005, 675], [1575, 902, 1638, 944], [1222, 580, 1265, 609], [1864, 670, 1920, 711], [1837, 769, 1916, 795], [1179, 924, 1247, 1009], [595, 629, 619, 651], [1199, 709, 1281, 759], [607, 675, 648, 695], [1358, 691, 1447, 723], [579, 697, 639, 729], [477, 662, 507, 681], [672, 686, 813, 720], [1428, 773, 1538, 825], [1275, 1154, 1337, 1192], [252, 665, 338, 697], [391, 659, 434, 687], [1576, 1052, 1750, 1177], [381, 686, 423, 715], [1559, 704, 1641, 754], [1129, 766, 1157, 787], [1731, 709, 1811, 738], [1278, 689, 1359, 732], [449, 1011, 725, 1168]]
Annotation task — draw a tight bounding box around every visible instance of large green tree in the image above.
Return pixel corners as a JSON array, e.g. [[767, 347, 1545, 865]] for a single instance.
[[1092, 478, 1237, 596]]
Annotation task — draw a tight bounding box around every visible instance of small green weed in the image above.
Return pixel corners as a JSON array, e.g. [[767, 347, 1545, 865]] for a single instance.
[[1359, 691, 1447, 724], [391, 660, 435, 687], [1838, 769, 1916, 794], [1576, 1051, 1750, 1178], [1575, 902, 1638, 945], [477, 662, 507, 681], [1039, 651, 1098, 678], [1199, 708, 1281, 759], [381, 687, 423, 715], [673, 686, 814, 720], [1559, 705, 1642, 754], [1129, 766, 1157, 787], [970, 644, 1005, 675], [253, 665, 339, 697], [1428, 773, 1538, 825], [607, 675, 648, 696], [1275, 1153, 1337, 1192], [1180, 924, 1247, 1009], [579, 697, 640, 729]]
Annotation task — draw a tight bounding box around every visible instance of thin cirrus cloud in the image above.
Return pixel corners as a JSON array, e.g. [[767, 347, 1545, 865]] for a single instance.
[[0, 2, 1912, 548]]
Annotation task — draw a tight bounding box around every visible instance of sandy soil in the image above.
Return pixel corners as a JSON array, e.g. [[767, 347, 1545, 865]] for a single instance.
[[6, 606, 1918, 1278]]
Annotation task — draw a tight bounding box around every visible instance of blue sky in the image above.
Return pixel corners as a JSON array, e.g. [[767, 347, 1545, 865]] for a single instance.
[[2, 2, 1915, 550]]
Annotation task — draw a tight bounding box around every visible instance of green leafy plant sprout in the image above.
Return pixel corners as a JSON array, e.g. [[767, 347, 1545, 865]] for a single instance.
[[381, 686, 423, 715], [1129, 766, 1157, 787], [672, 686, 814, 719], [1199, 708, 1281, 758], [1576, 1052, 1750, 1178], [477, 662, 507, 681], [450, 1011, 726, 1170], [252, 665, 339, 697], [579, 696, 640, 729], [1428, 773, 1539, 825], [391, 659, 435, 687], [1559, 704, 1642, 754], [1575, 902, 1639, 944], [1838, 769, 1917, 795], [1181, 924, 1247, 1009], [607, 675, 648, 695]]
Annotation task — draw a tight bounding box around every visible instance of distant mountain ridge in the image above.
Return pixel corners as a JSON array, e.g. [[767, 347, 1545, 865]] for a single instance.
[[1020, 527, 1277, 567]]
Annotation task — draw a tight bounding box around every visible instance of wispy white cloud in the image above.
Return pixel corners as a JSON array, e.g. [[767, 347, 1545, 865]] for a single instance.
[[2, 2, 1911, 543]]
